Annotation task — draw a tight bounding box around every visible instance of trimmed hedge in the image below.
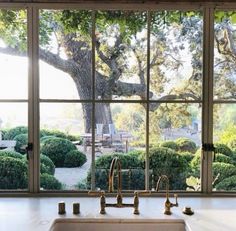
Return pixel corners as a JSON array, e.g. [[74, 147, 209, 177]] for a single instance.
[[3, 126, 28, 140], [41, 137, 76, 167], [178, 151, 194, 163], [148, 147, 189, 190], [212, 162, 236, 186], [13, 133, 28, 154], [64, 150, 87, 167], [159, 141, 179, 151], [214, 143, 233, 157], [40, 129, 81, 142], [95, 152, 144, 169], [215, 175, 236, 191], [0, 150, 24, 160], [40, 154, 55, 175], [40, 173, 62, 190], [175, 138, 197, 153], [0, 156, 27, 189]]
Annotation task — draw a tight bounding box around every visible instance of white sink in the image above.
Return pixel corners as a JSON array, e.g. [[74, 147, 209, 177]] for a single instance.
[[50, 218, 187, 231]]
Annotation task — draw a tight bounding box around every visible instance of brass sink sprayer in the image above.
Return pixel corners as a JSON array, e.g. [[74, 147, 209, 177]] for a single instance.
[[88, 157, 179, 215]]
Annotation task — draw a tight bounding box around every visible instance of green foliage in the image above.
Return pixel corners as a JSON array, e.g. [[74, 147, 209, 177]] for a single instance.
[[95, 152, 144, 169], [215, 153, 235, 165], [40, 173, 62, 190], [40, 137, 76, 167], [179, 151, 194, 163], [212, 162, 236, 186], [40, 154, 55, 175], [215, 175, 236, 191], [159, 141, 179, 151], [214, 143, 233, 157], [13, 133, 28, 154], [148, 147, 189, 190], [175, 138, 197, 153], [64, 150, 87, 167], [40, 129, 81, 142], [0, 150, 24, 160], [0, 156, 27, 189], [3, 126, 27, 140]]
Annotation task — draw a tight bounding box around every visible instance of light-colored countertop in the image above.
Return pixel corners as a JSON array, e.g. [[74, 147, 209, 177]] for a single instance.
[[0, 197, 236, 231]]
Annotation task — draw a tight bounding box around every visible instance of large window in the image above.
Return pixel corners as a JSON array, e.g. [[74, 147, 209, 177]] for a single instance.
[[0, 4, 235, 194]]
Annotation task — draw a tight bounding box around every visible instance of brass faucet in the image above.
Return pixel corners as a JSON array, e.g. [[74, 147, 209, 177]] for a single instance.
[[89, 157, 150, 214], [156, 175, 178, 215]]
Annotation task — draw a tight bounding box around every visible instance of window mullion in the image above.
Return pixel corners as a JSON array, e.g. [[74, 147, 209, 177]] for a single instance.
[[201, 6, 214, 194]]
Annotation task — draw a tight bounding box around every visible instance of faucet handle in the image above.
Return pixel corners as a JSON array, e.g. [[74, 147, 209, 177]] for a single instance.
[[171, 193, 178, 207]]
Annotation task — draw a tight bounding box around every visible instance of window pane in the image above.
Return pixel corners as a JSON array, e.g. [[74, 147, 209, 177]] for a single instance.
[[0, 103, 28, 190], [214, 11, 236, 101], [95, 11, 147, 100], [0, 9, 28, 99], [93, 103, 146, 191], [150, 11, 203, 101], [39, 10, 92, 100], [213, 104, 236, 192], [149, 103, 201, 191], [40, 103, 91, 191]]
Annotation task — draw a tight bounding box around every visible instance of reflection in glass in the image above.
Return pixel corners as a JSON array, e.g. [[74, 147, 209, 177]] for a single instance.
[[39, 10, 92, 100], [40, 103, 91, 191], [150, 11, 203, 101], [0, 103, 28, 190], [213, 104, 236, 192], [93, 103, 146, 190], [95, 11, 147, 100], [149, 103, 201, 191], [214, 11, 236, 100]]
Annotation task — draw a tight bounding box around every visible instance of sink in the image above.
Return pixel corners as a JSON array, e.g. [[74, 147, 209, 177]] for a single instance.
[[49, 218, 188, 231]]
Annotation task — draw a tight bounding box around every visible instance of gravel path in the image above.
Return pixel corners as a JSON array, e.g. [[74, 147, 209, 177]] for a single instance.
[[54, 150, 92, 190]]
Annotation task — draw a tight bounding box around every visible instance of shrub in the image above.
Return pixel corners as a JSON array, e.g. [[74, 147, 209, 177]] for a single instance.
[[215, 175, 236, 191], [214, 143, 233, 157], [87, 168, 145, 190], [3, 126, 28, 140], [40, 173, 62, 190], [212, 162, 236, 186], [0, 150, 24, 160], [214, 153, 235, 165], [40, 135, 56, 143], [175, 138, 197, 153], [178, 151, 194, 163], [13, 133, 28, 154], [0, 156, 27, 189], [40, 129, 81, 142], [64, 150, 87, 167], [41, 137, 76, 167], [40, 154, 55, 175], [159, 141, 179, 151], [148, 147, 189, 190], [95, 152, 144, 169]]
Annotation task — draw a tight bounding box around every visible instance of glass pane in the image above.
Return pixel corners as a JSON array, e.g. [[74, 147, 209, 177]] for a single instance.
[[0, 103, 28, 190], [40, 103, 91, 191], [39, 10, 92, 100], [214, 11, 236, 101], [149, 103, 201, 191], [0, 9, 28, 99], [150, 11, 203, 101], [213, 104, 236, 191], [93, 103, 146, 191], [95, 11, 147, 100]]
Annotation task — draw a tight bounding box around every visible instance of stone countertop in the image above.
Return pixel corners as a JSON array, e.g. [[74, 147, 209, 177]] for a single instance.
[[0, 197, 236, 231]]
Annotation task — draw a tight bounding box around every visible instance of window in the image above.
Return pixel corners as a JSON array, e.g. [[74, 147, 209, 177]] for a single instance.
[[0, 3, 235, 194]]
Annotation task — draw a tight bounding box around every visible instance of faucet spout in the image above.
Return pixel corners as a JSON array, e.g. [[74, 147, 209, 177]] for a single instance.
[[156, 175, 178, 215], [108, 157, 122, 193]]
